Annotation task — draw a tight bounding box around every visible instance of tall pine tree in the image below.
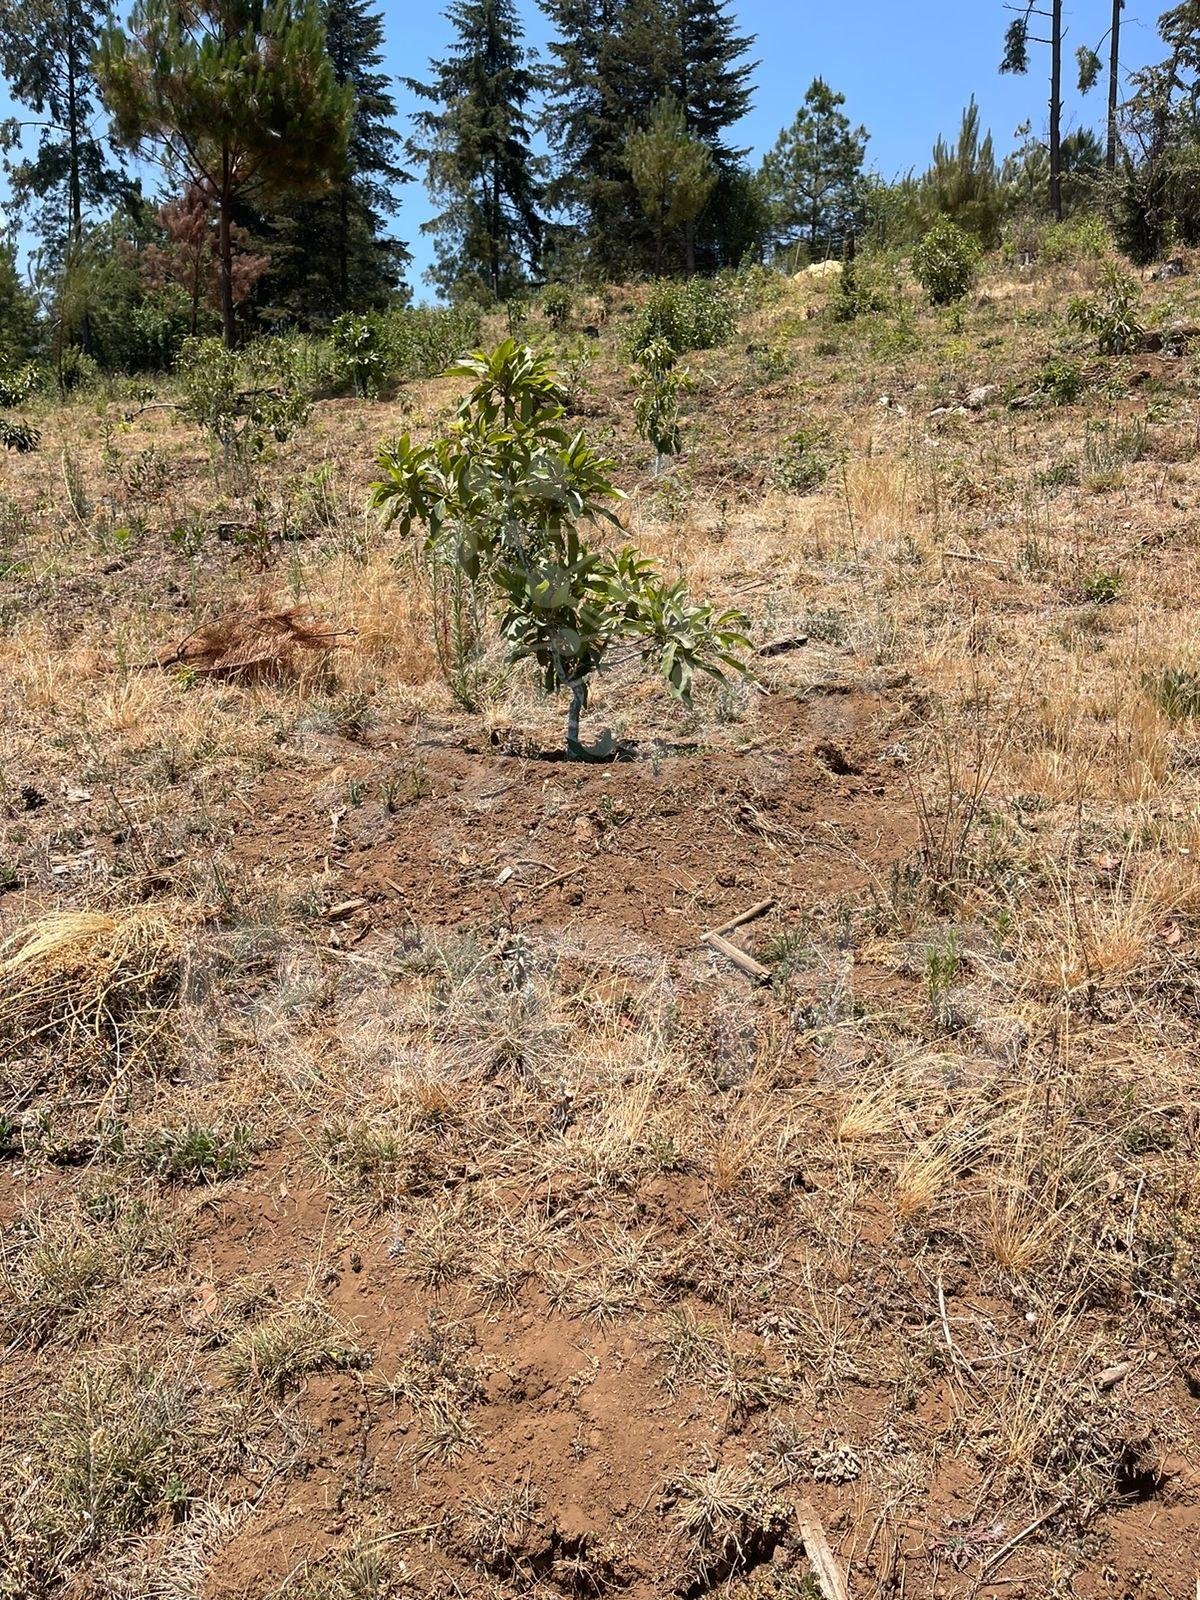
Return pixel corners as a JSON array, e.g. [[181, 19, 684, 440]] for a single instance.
[[0, 0, 125, 257], [760, 79, 868, 261], [98, 0, 354, 346], [409, 0, 543, 301], [267, 0, 410, 325], [541, 0, 756, 275]]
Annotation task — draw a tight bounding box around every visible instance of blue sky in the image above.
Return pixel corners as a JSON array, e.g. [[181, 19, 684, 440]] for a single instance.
[[0, 0, 1165, 298]]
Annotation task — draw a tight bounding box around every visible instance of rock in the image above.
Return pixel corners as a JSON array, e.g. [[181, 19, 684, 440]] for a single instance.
[[966, 384, 997, 410]]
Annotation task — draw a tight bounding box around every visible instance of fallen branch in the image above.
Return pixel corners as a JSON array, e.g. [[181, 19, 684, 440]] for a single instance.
[[979, 1500, 1066, 1584], [796, 1501, 850, 1600], [709, 898, 775, 938], [702, 930, 771, 983]]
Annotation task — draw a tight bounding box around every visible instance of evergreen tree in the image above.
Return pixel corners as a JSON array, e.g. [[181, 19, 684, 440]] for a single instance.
[[626, 96, 715, 272], [541, 0, 756, 275], [0, 233, 38, 359], [759, 78, 867, 261], [97, 0, 354, 346], [268, 0, 410, 325], [539, 0, 633, 271], [922, 100, 1008, 246], [0, 0, 125, 256], [409, 0, 543, 301]]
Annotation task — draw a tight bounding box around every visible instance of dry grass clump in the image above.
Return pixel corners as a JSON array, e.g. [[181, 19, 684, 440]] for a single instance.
[[154, 592, 348, 683], [0, 1347, 200, 1597], [0, 1192, 171, 1347], [224, 1295, 365, 1393], [0, 907, 181, 1090]]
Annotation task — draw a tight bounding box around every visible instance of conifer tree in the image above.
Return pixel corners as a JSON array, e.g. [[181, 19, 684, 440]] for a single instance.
[[268, 0, 410, 324], [0, 0, 124, 256], [97, 0, 354, 346], [409, 0, 543, 301], [759, 78, 867, 261], [541, 0, 755, 275], [626, 96, 715, 272]]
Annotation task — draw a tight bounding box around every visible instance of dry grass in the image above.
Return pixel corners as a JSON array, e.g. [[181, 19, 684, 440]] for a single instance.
[[2, 252, 1200, 1598], [0, 908, 181, 1090]]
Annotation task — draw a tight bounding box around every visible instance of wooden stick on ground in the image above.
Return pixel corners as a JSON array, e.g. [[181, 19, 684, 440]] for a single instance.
[[796, 1501, 851, 1600], [701, 930, 771, 982], [709, 898, 776, 938]]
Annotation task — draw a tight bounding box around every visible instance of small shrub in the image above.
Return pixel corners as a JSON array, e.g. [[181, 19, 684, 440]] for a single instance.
[[371, 341, 748, 753], [177, 336, 312, 484], [831, 253, 904, 322], [912, 218, 982, 306], [627, 277, 735, 360], [0, 362, 40, 453], [633, 338, 690, 460], [541, 283, 572, 328], [1038, 356, 1084, 405], [1079, 568, 1122, 604], [1041, 213, 1113, 265], [771, 423, 831, 495], [329, 312, 390, 396], [1068, 266, 1144, 355]]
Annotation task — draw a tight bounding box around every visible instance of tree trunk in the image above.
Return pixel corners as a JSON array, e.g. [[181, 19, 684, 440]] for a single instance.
[[566, 682, 584, 753], [218, 188, 236, 348], [1106, 0, 1122, 172], [338, 182, 350, 307], [65, 0, 91, 354], [490, 157, 502, 300], [1049, 0, 1063, 220]]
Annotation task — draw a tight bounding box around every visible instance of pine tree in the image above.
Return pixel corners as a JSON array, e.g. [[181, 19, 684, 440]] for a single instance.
[[0, 0, 125, 257], [268, 0, 410, 325], [539, 0, 634, 271], [409, 0, 543, 301], [0, 233, 38, 358], [541, 0, 756, 275], [759, 78, 868, 262], [923, 100, 1008, 246], [97, 0, 354, 346], [626, 97, 715, 272]]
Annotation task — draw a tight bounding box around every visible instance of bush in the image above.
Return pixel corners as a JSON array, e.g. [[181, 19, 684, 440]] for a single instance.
[[329, 312, 390, 396], [541, 283, 572, 328], [1040, 214, 1113, 265], [0, 362, 40, 453], [1067, 266, 1144, 355], [1038, 357, 1084, 405], [830, 253, 904, 322], [911, 218, 982, 305], [771, 423, 831, 495], [627, 278, 735, 360]]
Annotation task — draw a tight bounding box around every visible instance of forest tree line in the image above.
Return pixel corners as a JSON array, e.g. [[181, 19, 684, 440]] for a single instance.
[[2, 0, 1200, 366]]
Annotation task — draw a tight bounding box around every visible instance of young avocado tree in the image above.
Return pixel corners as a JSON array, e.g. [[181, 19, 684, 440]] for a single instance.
[[370, 341, 748, 756]]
